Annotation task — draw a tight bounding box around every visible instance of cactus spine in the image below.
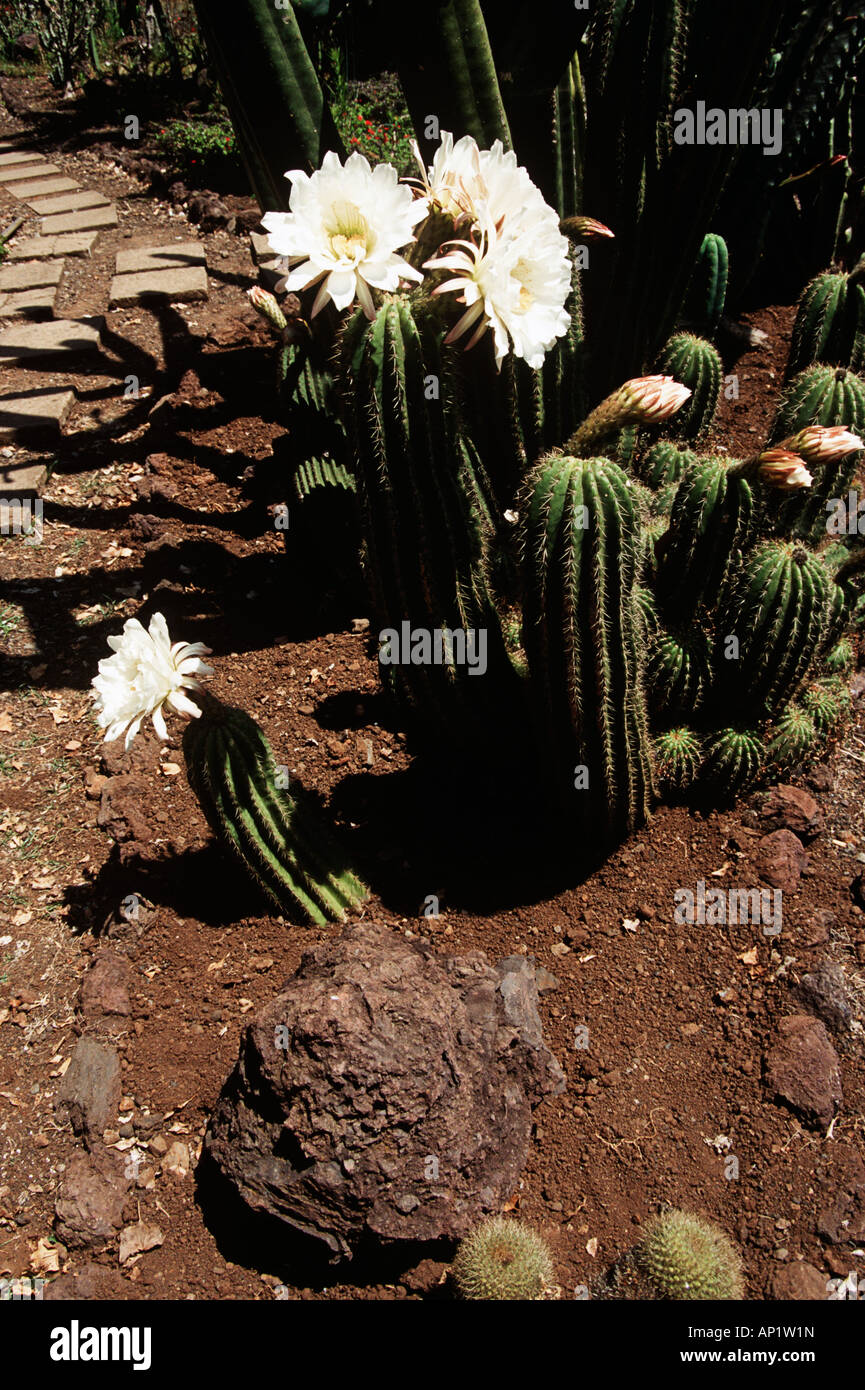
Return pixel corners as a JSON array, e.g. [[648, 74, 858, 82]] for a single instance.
[[786, 266, 865, 377], [183, 700, 368, 925], [521, 455, 653, 838], [637, 440, 696, 490], [765, 705, 817, 769], [646, 628, 711, 717], [717, 541, 844, 718], [451, 1218, 555, 1300], [635, 1210, 745, 1300], [654, 334, 722, 440]]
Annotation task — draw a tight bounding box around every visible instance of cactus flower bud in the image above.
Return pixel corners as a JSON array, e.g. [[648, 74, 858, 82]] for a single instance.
[[559, 215, 615, 241], [757, 447, 813, 491], [247, 285, 288, 335], [620, 374, 692, 423], [787, 425, 863, 463]]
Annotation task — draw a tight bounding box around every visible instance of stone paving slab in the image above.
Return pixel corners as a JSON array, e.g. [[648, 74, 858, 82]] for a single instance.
[[250, 231, 277, 264], [0, 318, 102, 366], [0, 150, 42, 167], [0, 162, 56, 183], [7, 232, 97, 260], [0, 460, 48, 494], [115, 241, 205, 275], [0, 260, 63, 291], [40, 205, 117, 234], [27, 190, 111, 215], [7, 176, 80, 198], [0, 390, 75, 445], [0, 286, 57, 319], [109, 265, 208, 306]]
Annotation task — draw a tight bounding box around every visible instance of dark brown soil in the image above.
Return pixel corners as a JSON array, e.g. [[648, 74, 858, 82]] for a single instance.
[[1, 75, 863, 1304]]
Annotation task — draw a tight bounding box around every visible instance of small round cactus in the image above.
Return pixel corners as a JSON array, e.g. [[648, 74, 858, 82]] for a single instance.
[[765, 705, 817, 769], [653, 727, 703, 791], [635, 1209, 744, 1300], [451, 1217, 555, 1300], [824, 637, 853, 673], [802, 678, 849, 733], [700, 727, 764, 797]]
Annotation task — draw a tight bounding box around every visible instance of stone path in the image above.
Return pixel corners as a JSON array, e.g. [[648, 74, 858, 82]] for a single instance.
[[0, 137, 211, 487]]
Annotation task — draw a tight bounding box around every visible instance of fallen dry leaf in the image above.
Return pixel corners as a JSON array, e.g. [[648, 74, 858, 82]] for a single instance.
[[586, 1237, 599, 1258], [119, 1221, 164, 1265], [740, 947, 759, 965], [161, 762, 181, 776], [0, 712, 13, 733], [30, 1237, 64, 1275], [48, 707, 69, 725]]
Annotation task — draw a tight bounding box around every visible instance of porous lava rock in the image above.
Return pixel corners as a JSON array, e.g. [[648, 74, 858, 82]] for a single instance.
[[205, 923, 565, 1260]]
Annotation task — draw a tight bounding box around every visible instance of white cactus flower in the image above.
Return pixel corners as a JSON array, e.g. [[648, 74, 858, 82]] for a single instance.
[[422, 134, 571, 369], [261, 151, 428, 319], [92, 613, 212, 750]]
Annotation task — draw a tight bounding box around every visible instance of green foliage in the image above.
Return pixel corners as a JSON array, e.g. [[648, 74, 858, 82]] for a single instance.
[[331, 75, 415, 172], [451, 1217, 554, 1300], [635, 1210, 745, 1300], [154, 117, 240, 183], [183, 698, 367, 925], [11, 0, 106, 87]]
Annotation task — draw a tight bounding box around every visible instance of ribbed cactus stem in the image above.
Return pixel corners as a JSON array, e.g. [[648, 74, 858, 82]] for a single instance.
[[787, 267, 865, 378], [655, 455, 754, 622], [183, 697, 368, 925], [521, 454, 653, 838], [717, 540, 845, 718], [653, 333, 723, 441]]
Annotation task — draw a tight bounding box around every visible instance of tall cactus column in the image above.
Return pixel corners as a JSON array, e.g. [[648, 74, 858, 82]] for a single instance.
[[520, 455, 654, 839], [338, 293, 516, 745]]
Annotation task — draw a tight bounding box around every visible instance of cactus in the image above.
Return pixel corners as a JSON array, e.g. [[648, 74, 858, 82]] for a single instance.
[[717, 541, 845, 718], [824, 637, 853, 672], [681, 233, 728, 335], [802, 677, 850, 733], [653, 727, 703, 793], [700, 728, 764, 797], [338, 295, 514, 741], [646, 628, 712, 718], [653, 334, 723, 440], [182, 699, 368, 926], [451, 1217, 554, 1300], [655, 456, 754, 622], [787, 266, 865, 377], [637, 440, 696, 490], [635, 1210, 744, 1300], [765, 705, 818, 769], [521, 454, 653, 838], [771, 365, 865, 441]]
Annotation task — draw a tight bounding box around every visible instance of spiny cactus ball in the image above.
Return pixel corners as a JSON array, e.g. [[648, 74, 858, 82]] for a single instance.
[[451, 1217, 555, 1300], [635, 1210, 744, 1300], [654, 727, 703, 791], [824, 638, 853, 673]]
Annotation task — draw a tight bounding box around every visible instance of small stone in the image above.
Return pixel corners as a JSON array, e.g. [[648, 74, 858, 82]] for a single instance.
[[54, 1152, 129, 1249], [161, 1141, 190, 1179], [771, 1263, 829, 1299], [758, 785, 823, 839], [796, 961, 854, 1034], [756, 829, 808, 893], [56, 1038, 122, 1138]]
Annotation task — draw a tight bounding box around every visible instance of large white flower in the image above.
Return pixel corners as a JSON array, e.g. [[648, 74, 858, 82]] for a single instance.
[[92, 613, 213, 750], [261, 151, 428, 319], [426, 212, 571, 370], [422, 134, 571, 369]]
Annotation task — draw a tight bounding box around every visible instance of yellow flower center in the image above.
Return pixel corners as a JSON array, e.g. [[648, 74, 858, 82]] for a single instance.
[[326, 201, 371, 264]]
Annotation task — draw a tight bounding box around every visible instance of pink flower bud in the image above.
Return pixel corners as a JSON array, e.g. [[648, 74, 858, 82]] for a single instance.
[[247, 285, 287, 333], [790, 425, 863, 463], [757, 447, 813, 491], [622, 374, 691, 422]]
